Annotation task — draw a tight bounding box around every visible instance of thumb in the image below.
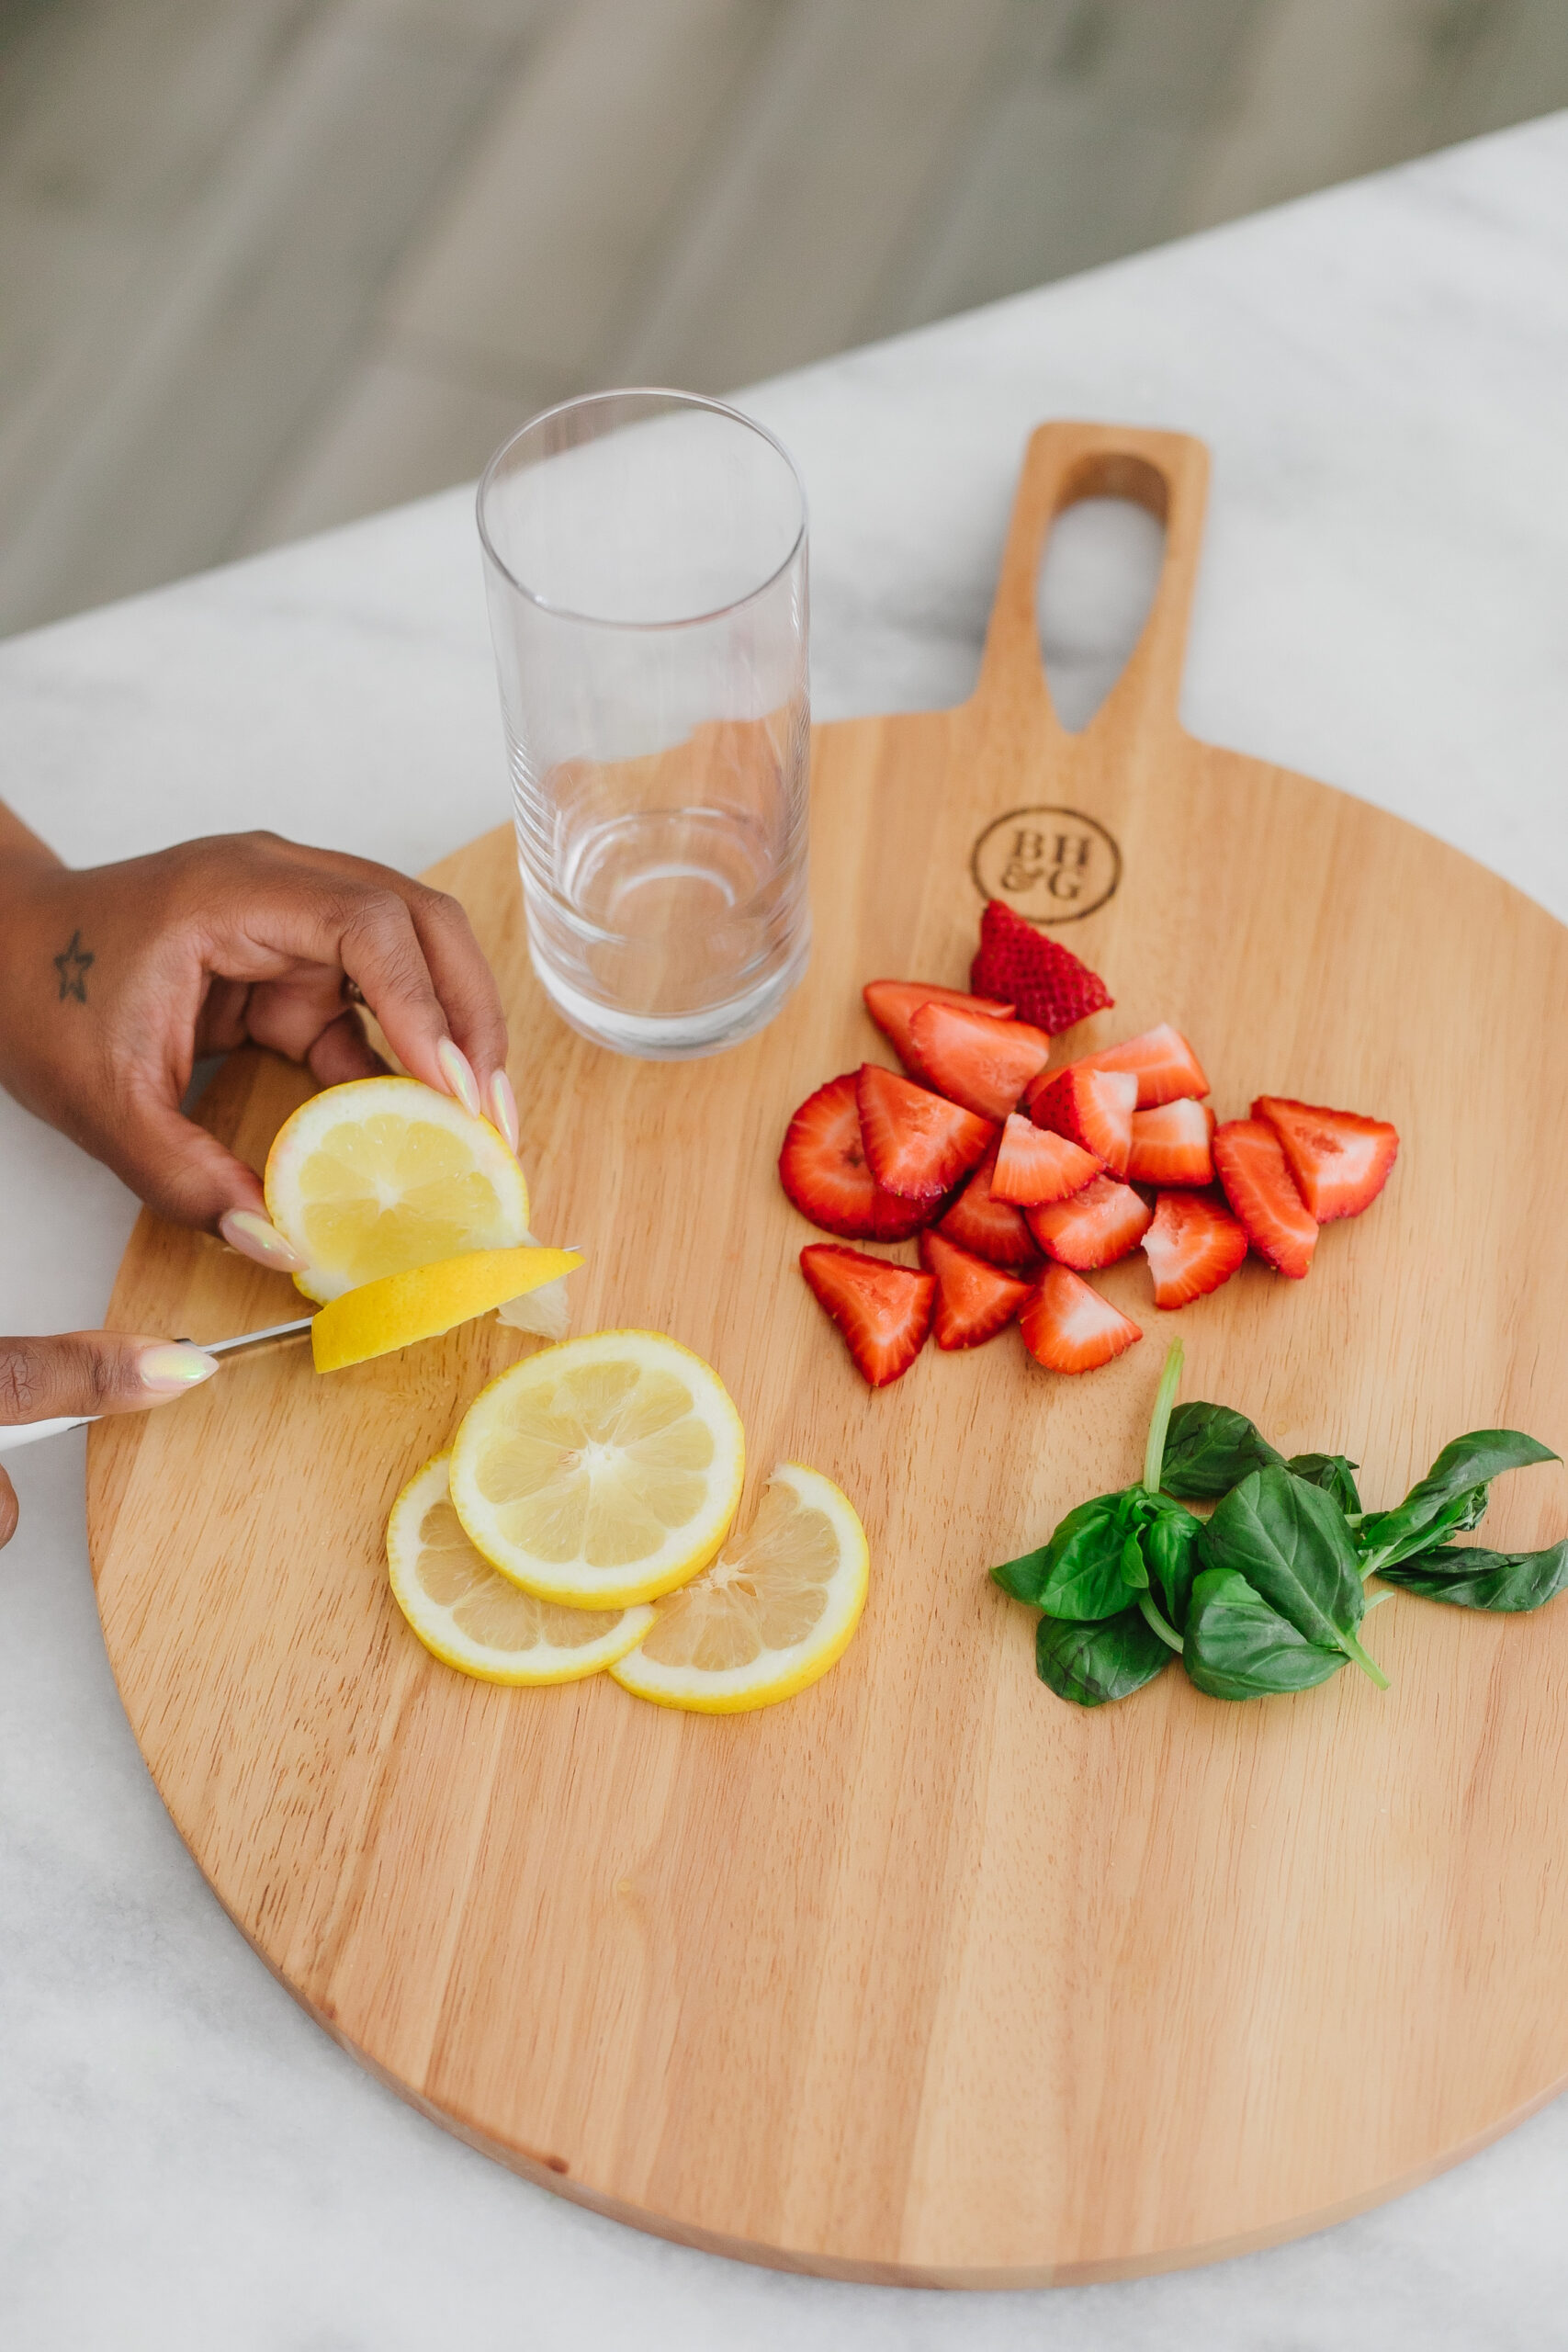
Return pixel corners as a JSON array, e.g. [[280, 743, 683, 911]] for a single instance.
[[0, 1331, 220, 1426]]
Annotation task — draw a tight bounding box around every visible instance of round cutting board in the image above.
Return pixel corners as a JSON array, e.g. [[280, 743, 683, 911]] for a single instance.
[[88, 424, 1568, 2285]]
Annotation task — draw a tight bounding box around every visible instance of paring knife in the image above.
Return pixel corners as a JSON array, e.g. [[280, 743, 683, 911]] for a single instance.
[[0, 1316, 313, 1455]]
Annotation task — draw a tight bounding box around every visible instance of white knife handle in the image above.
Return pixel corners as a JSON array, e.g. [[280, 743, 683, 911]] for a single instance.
[[0, 1413, 96, 1454]]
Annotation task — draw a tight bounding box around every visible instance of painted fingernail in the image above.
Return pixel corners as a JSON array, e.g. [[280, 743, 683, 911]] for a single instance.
[[488, 1068, 520, 1155], [437, 1036, 482, 1119], [220, 1208, 308, 1273], [138, 1343, 220, 1394]]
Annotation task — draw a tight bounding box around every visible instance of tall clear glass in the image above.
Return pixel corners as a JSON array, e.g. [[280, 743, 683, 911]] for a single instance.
[[478, 390, 810, 1058]]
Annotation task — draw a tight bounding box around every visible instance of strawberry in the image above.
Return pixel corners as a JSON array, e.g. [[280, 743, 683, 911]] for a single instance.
[[990, 1111, 1100, 1206], [1066, 1022, 1209, 1109], [1020, 1263, 1142, 1374], [1252, 1095, 1399, 1223], [863, 979, 1012, 1069], [970, 899, 1112, 1034], [919, 1229, 1033, 1350], [855, 1065, 995, 1201], [907, 1001, 1052, 1120], [800, 1243, 934, 1387], [1126, 1098, 1215, 1187], [1027, 1174, 1153, 1272], [1027, 1064, 1137, 1178], [1213, 1118, 1317, 1278], [935, 1139, 1043, 1272], [778, 1071, 931, 1241], [1142, 1189, 1248, 1309]]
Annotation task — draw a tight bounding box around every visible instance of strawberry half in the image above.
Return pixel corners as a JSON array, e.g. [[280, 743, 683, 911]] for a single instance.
[[1027, 1064, 1137, 1178], [855, 1064, 995, 1200], [863, 979, 1012, 1070], [935, 1139, 1043, 1272], [1253, 1095, 1399, 1223], [1026, 1174, 1154, 1271], [1020, 1263, 1142, 1374], [908, 1001, 1051, 1120], [779, 1071, 932, 1240], [1126, 1098, 1215, 1187], [1142, 1189, 1248, 1309], [800, 1243, 934, 1387], [1213, 1118, 1317, 1278], [1067, 1023, 1209, 1109], [970, 899, 1113, 1034], [990, 1111, 1100, 1206], [919, 1228, 1033, 1350]]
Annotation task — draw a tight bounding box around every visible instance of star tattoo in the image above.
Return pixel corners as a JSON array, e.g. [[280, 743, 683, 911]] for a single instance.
[[53, 930, 94, 1004]]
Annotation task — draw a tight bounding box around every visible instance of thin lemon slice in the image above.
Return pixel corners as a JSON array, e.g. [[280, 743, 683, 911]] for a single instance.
[[311, 1245, 581, 1371], [264, 1075, 529, 1304], [388, 1452, 652, 1684], [611, 1463, 868, 1713], [449, 1329, 745, 1610]]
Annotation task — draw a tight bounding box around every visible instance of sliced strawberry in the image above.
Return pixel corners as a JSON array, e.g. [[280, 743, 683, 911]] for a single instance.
[[935, 1139, 1043, 1272], [855, 1064, 995, 1201], [1028, 1064, 1137, 1178], [863, 979, 1012, 1069], [1142, 1189, 1248, 1309], [1126, 1098, 1216, 1187], [1213, 1118, 1317, 1278], [778, 1071, 931, 1241], [907, 1001, 1051, 1120], [990, 1111, 1100, 1206], [970, 900, 1113, 1034], [919, 1228, 1033, 1350], [1252, 1095, 1399, 1223], [1026, 1174, 1153, 1271], [800, 1243, 933, 1387], [1066, 1023, 1210, 1109], [1020, 1263, 1142, 1374]]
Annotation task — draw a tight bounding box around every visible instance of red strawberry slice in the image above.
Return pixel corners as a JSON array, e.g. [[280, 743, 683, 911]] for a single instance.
[[907, 1001, 1052, 1120], [1020, 1263, 1142, 1374], [935, 1139, 1043, 1272], [1065, 1022, 1210, 1109], [1126, 1098, 1216, 1187], [800, 1243, 934, 1387], [1252, 1095, 1399, 1223], [919, 1229, 1033, 1350], [863, 979, 1012, 1069], [990, 1111, 1100, 1206], [1026, 1174, 1153, 1272], [1213, 1118, 1317, 1278], [855, 1064, 995, 1200], [970, 899, 1113, 1034], [1142, 1189, 1248, 1309], [778, 1071, 931, 1241], [1028, 1064, 1137, 1178]]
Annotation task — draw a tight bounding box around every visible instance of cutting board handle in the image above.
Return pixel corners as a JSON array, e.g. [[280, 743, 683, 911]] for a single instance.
[[972, 421, 1211, 744]]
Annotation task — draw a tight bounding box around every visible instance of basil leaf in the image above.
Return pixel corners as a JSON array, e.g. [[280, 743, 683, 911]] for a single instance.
[[1036, 1607, 1174, 1706], [1287, 1453, 1362, 1514], [1376, 1539, 1568, 1612], [1160, 1403, 1285, 1499], [1356, 1430, 1559, 1575], [991, 1492, 1139, 1621], [1141, 1495, 1204, 1628], [1183, 1568, 1348, 1700], [1201, 1467, 1386, 1684]]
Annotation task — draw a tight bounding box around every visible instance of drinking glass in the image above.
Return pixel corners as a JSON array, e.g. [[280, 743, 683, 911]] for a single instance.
[[477, 390, 810, 1057]]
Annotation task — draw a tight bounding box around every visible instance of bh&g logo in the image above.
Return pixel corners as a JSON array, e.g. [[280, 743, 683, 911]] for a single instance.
[[970, 806, 1121, 926]]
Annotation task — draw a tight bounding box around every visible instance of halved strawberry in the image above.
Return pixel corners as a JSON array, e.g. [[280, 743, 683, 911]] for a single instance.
[[935, 1139, 1043, 1272], [778, 1071, 932, 1241], [1026, 1174, 1153, 1271], [1027, 1064, 1137, 1178], [1066, 1022, 1209, 1109], [970, 900, 1113, 1034], [1142, 1189, 1248, 1309], [800, 1243, 934, 1387], [1252, 1095, 1399, 1223], [990, 1111, 1100, 1206], [919, 1228, 1033, 1350], [1020, 1263, 1142, 1374], [1126, 1098, 1216, 1187], [855, 1065, 995, 1200], [908, 1001, 1051, 1120], [1213, 1118, 1317, 1278], [863, 979, 1012, 1069]]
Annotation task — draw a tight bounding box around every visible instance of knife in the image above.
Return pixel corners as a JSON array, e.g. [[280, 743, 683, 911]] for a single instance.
[[0, 1315, 313, 1455]]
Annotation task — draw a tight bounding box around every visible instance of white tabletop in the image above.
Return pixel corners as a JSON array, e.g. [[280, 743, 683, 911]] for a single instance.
[[4, 111, 1568, 2352]]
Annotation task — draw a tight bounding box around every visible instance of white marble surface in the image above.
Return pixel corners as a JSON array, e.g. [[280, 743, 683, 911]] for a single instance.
[[5, 111, 1568, 2351]]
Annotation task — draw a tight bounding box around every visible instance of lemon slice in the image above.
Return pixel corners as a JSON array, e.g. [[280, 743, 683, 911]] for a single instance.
[[611, 1463, 868, 1713], [449, 1329, 745, 1610], [265, 1076, 529, 1304], [310, 1244, 581, 1372], [388, 1453, 652, 1684]]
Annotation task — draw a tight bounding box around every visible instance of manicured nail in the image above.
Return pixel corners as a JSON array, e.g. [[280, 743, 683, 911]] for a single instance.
[[437, 1036, 482, 1119], [220, 1208, 308, 1273], [488, 1068, 520, 1154], [138, 1343, 220, 1393]]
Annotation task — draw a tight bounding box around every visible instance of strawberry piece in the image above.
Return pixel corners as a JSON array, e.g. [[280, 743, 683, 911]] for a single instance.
[[800, 1243, 934, 1386], [778, 1071, 931, 1241], [907, 1001, 1052, 1120], [990, 1111, 1100, 1206], [1027, 1174, 1153, 1271], [970, 900, 1113, 1034], [919, 1228, 1033, 1350], [1064, 1023, 1210, 1109], [1213, 1118, 1317, 1278], [935, 1138, 1043, 1272], [1252, 1095, 1399, 1223], [1020, 1263, 1143, 1374], [1126, 1098, 1216, 1187], [1142, 1189, 1248, 1309], [863, 979, 1012, 1070], [1028, 1064, 1137, 1178], [855, 1065, 994, 1201]]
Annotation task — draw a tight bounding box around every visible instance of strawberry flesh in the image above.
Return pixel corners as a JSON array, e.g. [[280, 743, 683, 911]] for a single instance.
[[1213, 1118, 1317, 1278], [1252, 1095, 1399, 1223], [990, 1111, 1100, 1206], [1065, 1022, 1209, 1109], [970, 900, 1113, 1034], [1020, 1263, 1142, 1374], [855, 1065, 995, 1201], [863, 979, 1012, 1070], [1126, 1098, 1216, 1187], [799, 1243, 934, 1387], [779, 1071, 931, 1240], [1142, 1189, 1248, 1309], [919, 1228, 1033, 1350], [1027, 1174, 1153, 1271], [935, 1138, 1043, 1272], [908, 1001, 1052, 1120], [1028, 1064, 1137, 1178]]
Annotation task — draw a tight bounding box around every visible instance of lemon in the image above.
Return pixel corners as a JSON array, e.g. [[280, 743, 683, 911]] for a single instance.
[[265, 1076, 529, 1304], [449, 1330, 745, 1610], [310, 1244, 581, 1372], [610, 1464, 868, 1713], [387, 1453, 652, 1684]]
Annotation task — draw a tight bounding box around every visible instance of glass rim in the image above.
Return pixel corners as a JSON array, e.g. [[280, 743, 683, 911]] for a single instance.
[[475, 387, 808, 632]]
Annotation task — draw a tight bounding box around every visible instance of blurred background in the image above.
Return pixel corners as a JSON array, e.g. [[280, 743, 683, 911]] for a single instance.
[[2, 0, 1565, 639]]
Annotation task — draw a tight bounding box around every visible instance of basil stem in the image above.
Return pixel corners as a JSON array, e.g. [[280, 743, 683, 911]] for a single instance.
[[1137, 1589, 1185, 1653], [1143, 1339, 1186, 1496]]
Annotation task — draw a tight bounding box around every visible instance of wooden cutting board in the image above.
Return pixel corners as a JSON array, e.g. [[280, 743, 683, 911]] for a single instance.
[[88, 423, 1568, 2287]]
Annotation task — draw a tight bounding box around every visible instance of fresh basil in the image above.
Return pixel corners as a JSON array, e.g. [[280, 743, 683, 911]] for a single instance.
[[1199, 1467, 1387, 1686], [1159, 1403, 1285, 1499], [1183, 1567, 1347, 1700], [1286, 1453, 1362, 1513], [992, 1493, 1136, 1621], [1375, 1538, 1568, 1612], [1035, 1607, 1174, 1706], [1142, 1494, 1203, 1628], [1355, 1430, 1559, 1576]]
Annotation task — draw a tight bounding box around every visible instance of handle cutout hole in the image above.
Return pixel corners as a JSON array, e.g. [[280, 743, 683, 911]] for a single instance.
[[1037, 492, 1167, 733]]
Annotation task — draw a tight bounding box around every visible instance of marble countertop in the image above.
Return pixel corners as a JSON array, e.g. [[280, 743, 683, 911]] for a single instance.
[[5, 109, 1568, 2352]]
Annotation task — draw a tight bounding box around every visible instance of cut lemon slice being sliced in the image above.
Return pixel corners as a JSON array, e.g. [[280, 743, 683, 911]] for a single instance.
[[264, 1075, 529, 1304], [449, 1329, 745, 1610], [311, 1245, 581, 1372], [610, 1462, 868, 1713], [388, 1452, 652, 1684]]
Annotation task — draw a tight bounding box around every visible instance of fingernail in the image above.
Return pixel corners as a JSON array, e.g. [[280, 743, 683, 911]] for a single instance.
[[220, 1208, 308, 1273], [488, 1068, 520, 1154], [138, 1343, 220, 1394], [437, 1036, 482, 1119]]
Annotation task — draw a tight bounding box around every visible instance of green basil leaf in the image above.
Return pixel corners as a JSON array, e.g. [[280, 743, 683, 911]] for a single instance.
[[1141, 1496, 1204, 1629], [1160, 1403, 1285, 1499], [1035, 1607, 1174, 1706], [990, 1545, 1054, 1608], [1356, 1430, 1559, 1575], [1032, 1492, 1147, 1621], [1201, 1466, 1376, 1671], [1183, 1567, 1348, 1700], [1287, 1453, 1363, 1514], [1376, 1538, 1568, 1612]]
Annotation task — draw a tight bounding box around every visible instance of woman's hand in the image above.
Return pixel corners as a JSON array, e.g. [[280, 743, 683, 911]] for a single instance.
[[0, 1330, 217, 1549]]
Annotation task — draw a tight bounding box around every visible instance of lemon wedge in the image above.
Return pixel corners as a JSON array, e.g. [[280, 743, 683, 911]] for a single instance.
[[388, 1453, 652, 1683], [610, 1463, 868, 1713], [311, 1244, 581, 1372], [449, 1330, 745, 1610]]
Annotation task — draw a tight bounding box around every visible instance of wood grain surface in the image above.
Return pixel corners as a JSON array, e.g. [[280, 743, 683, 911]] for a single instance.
[[87, 424, 1568, 2285]]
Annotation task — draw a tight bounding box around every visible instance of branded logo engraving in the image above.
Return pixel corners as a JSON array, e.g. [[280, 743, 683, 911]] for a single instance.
[[970, 807, 1121, 925]]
